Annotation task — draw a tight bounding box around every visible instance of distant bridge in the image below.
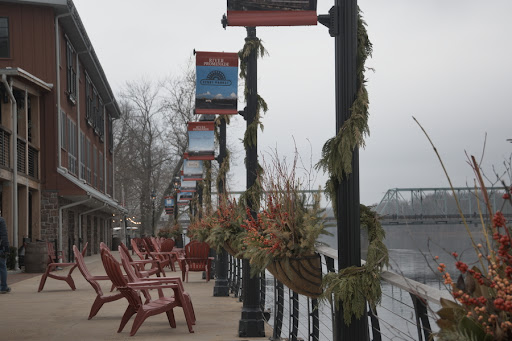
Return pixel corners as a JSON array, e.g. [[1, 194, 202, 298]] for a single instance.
[[375, 187, 511, 225]]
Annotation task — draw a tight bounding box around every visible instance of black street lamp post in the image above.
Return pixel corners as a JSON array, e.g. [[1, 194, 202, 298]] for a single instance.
[[238, 26, 265, 338], [214, 116, 230, 297], [151, 190, 156, 235]]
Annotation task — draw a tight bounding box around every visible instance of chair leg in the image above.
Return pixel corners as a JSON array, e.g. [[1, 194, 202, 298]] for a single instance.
[[64, 275, 76, 291], [89, 295, 105, 320], [166, 309, 177, 328], [38, 266, 51, 292], [130, 310, 151, 336], [118, 305, 137, 333]]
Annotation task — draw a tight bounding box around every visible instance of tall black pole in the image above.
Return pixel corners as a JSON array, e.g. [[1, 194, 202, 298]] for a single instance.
[[214, 117, 230, 296], [239, 26, 265, 337], [334, 0, 369, 339]]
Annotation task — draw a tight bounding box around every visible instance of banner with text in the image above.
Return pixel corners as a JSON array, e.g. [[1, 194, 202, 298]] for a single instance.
[[164, 196, 175, 215], [226, 0, 317, 27], [178, 192, 193, 201], [180, 177, 197, 193], [187, 121, 215, 160], [182, 159, 204, 181], [195, 51, 238, 115]]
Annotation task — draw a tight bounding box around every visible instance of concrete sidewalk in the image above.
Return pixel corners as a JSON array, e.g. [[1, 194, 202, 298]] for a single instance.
[[2, 252, 271, 340]]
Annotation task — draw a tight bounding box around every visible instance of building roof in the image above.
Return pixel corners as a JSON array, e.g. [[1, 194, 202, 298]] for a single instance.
[[7, 0, 121, 118]]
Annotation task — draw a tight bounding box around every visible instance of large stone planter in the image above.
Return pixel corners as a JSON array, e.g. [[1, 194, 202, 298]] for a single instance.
[[266, 253, 323, 299]]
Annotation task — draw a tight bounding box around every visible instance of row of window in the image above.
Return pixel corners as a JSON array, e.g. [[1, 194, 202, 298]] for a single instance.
[[66, 38, 109, 144], [61, 112, 105, 193]]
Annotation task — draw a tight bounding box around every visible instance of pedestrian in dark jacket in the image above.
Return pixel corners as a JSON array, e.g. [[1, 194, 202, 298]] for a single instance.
[[0, 216, 10, 293]]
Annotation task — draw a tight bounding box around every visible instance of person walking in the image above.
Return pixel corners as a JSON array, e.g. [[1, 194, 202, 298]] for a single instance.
[[0, 216, 10, 294]]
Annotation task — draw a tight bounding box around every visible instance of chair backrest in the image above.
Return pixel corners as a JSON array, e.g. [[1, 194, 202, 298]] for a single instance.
[[131, 239, 146, 260], [118, 246, 141, 283], [185, 241, 210, 259], [143, 237, 155, 252], [119, 242, 134, 263], [100, 248, 141, 309], [150, 237, 162, 252], [160, 239, 175, 253], [73, 243, 104, 294]]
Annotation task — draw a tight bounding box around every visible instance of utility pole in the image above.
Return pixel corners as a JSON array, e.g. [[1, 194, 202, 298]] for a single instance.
[[214, 116, 230, 296], [238, 26, 265, 338]]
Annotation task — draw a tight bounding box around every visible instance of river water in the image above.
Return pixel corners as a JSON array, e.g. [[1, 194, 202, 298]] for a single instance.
[[265, 222, 488, 340]]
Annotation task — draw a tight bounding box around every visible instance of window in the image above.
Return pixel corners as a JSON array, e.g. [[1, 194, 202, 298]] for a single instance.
[[80, 132, 86, 179], [97, 98, 104, 138], [86, 138, 91, 183], [93, 145, 97, 188], [99, 152, 103, 191], [85, 74, 92, 123], [60, 111, 67, 150], [67, 117, 77, 175], [66, 39, 76, 103], [0, 18, 9, 58], [108, 115, 113, 153]]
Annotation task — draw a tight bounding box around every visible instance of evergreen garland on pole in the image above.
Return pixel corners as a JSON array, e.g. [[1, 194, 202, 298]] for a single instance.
[[238, 37, 268, 209], [317, 9, 389, 325]]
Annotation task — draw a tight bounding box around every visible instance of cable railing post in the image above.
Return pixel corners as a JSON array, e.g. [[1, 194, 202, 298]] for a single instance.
[[289, 290, 299, 341], [410, 293, 432, 341], [310, 298, 320, 341], [367, 303, 382, 341], [272, 278, 284, 340]]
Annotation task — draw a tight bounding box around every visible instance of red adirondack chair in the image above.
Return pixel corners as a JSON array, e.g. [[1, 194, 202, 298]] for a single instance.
[[118, 245, 195, 332], [119, 242, 166, 278], [178, 241, 214, 282], [147, 238, 176, 271], [38, 241, 85, 292], [73, 244, 124, 319], [100, 248, 181, 336]]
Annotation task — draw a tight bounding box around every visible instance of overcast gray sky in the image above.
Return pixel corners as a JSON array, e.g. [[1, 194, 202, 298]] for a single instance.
[[74, 0, 512, 205]]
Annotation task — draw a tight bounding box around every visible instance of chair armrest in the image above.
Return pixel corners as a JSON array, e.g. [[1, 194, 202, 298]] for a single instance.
[[127, 281, 178, 290]]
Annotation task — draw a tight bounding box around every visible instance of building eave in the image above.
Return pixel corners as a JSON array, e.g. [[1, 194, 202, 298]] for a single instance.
[[0, 67, 53, 91]]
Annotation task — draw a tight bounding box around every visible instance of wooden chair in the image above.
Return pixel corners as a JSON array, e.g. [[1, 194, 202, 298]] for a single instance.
[[73, 244, 124, 319], [118, 245, 195, 332], [100, 247, 180, 336], [119, 242, 166, 278], [178, 241, 214, 282], [147, 238, 175, 271], [38, 241, 84, 292], [131, 239, 150, 260], [160, 238, 180, 271]]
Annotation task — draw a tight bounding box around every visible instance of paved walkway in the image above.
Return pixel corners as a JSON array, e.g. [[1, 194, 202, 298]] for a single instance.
[[3, 252, 271, 340]]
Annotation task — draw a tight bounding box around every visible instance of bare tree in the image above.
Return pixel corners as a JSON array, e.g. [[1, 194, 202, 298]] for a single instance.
[[114, 79, 175, 236]]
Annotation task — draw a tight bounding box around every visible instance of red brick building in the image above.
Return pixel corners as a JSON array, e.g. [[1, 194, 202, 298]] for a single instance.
[[0, 0, 126, 262]]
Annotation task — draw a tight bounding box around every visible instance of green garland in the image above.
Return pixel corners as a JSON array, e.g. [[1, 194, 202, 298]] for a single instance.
[[203, 160, 213, 215], [322, 204, 389, 325], [238, 36, 268, 210], [316, 10, 389, 325]]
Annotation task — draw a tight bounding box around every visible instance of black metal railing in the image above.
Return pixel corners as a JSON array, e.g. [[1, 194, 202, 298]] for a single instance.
[[28, 144, 39, 178], [224, 245, 448, 341], [0, 126, 10, 168], [17, 138, 26, 173]]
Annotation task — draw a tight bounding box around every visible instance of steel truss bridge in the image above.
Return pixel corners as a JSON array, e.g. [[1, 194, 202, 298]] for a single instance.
[[375, 187, 512, 225]]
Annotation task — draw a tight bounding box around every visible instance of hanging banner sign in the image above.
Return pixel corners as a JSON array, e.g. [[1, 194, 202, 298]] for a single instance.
[[195, 51, 238, 115], [226, 0, 318, 27], [187, 121, 215, 160], [178, 192, 193, 201], [182, 159, 204, 181], [180, 177, 197, 193], [177, 200, 188, 207], [164, 196, 175, 215]]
